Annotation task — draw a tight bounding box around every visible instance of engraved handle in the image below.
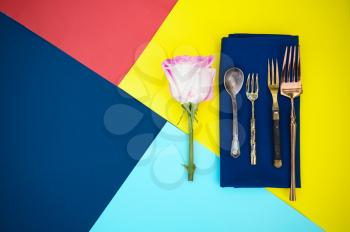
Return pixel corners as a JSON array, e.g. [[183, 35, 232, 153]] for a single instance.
[[250, 117, 256, 165], [231, 96, 240, 157], [250, 101, 256, 165], [290, 99, 296, 201]]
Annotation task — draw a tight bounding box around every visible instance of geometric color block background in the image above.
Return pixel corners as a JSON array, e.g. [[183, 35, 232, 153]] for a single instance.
[[91, 122, 321, 232], [0, 0, 177, 84], [0, 12, 166, 231], [119, 1, 350, 230], [1, 0, 350, 231]]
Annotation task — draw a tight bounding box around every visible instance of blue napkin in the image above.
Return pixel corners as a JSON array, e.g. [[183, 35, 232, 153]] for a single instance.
[[219, 34, 301, 188]]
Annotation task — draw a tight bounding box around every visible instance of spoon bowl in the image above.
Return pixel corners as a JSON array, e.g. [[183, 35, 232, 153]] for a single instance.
[[224, 68, 244, 96]]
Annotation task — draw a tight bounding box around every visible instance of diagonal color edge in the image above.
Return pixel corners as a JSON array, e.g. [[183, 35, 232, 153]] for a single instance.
[[0, 13, 166, 232], [91, 122, 322, 232]]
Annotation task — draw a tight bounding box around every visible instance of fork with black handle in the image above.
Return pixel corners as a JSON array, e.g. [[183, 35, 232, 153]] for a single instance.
[[268, 59, 282, 168]]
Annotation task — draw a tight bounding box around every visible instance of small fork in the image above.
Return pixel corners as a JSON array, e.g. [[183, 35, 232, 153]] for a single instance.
[[246, 73, 259, 165], [268, 59, 282, 168], [280, 45, 303, 201]]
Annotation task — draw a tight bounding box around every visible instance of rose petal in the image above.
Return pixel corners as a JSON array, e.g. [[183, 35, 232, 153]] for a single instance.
[[199, 68, 216, 102], [185, 67, 215, 104], [172, 55, 214, 68], [162, 62, 182, 102]]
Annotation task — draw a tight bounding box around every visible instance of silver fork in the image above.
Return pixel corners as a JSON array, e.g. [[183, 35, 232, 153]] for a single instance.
[[280, 45, 303, 201], [246, 73, 259, 165]]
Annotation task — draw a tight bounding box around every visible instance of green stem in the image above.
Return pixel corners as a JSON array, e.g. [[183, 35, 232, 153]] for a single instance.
[[182, 103, 197, 181], [188, 108, 195, 181]]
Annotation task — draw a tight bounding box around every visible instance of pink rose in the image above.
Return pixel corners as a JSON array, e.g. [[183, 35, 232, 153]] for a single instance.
[[161, 55, 216, 181], [162, 56, 216, 104]]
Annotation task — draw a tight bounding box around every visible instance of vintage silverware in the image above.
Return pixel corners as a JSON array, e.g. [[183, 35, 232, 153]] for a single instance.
[[268, 59, 282, 168], [224, 68, 244, 158], [246, 73, 259, 165], [280, 45, 302, 201]]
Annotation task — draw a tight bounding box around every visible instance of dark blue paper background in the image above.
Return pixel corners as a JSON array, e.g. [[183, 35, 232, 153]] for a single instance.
[[220, 34, 301, 188]]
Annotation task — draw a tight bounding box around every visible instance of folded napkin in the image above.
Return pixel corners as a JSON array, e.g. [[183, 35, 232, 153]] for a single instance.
[[219, 34, 301, 188]]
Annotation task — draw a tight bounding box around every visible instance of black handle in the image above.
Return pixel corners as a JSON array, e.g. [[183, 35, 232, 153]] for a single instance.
[[273, 110, 282, 168]]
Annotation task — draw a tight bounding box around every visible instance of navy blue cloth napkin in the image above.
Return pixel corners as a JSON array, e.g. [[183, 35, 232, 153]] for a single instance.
[[219, 34, 301, 188]]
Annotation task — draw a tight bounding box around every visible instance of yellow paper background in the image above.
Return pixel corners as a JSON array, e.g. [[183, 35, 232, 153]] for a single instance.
[[119, 0, 350, 230]]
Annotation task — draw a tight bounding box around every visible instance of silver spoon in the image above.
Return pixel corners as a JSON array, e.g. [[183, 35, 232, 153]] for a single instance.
[[224, 67, 244, 158]]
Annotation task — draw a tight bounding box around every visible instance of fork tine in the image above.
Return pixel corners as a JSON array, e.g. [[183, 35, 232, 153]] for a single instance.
[[275, 59, 279, 86], [282, 47, 288, 83], [292, 45, 296, 82], [298, 45, 301, 81], [287, 46, 292, 82], [271, 58, 275, 84], [251, 73, 254, 93], [246, 73, 250, 92], [267, 59, 273, 85], [256, 73, 259, 93]]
